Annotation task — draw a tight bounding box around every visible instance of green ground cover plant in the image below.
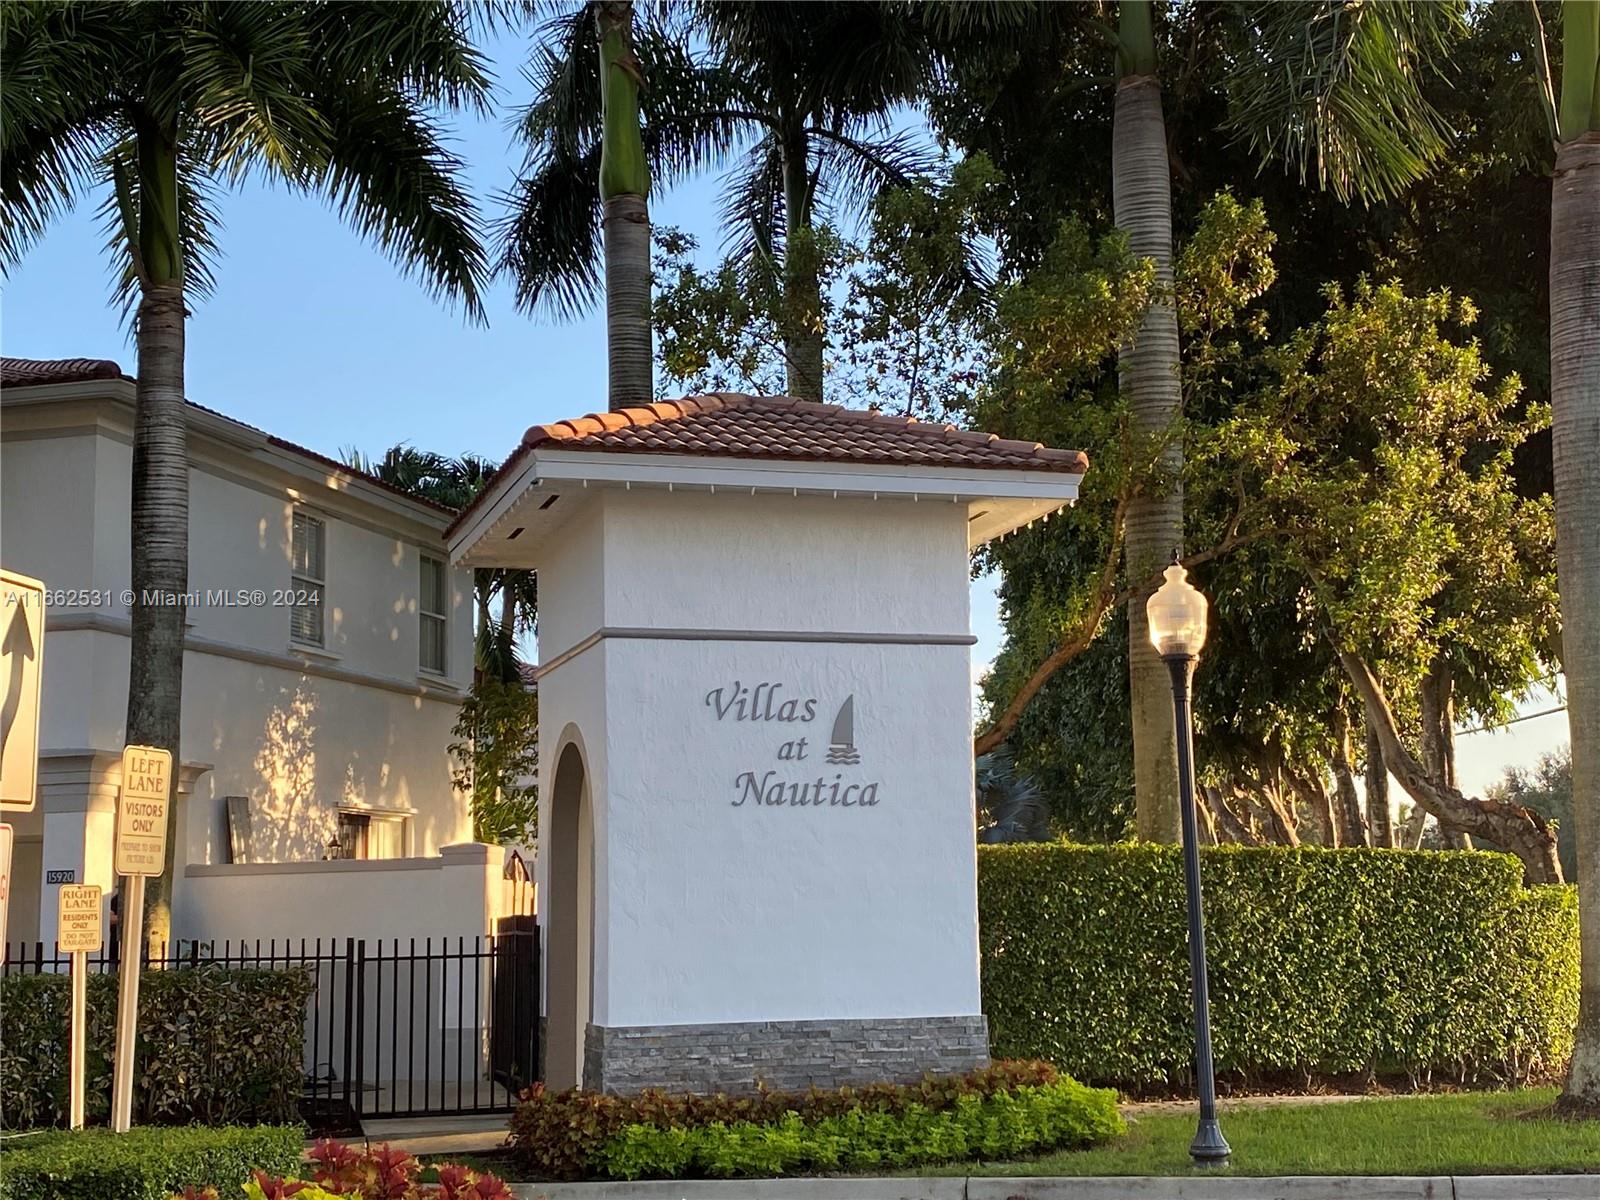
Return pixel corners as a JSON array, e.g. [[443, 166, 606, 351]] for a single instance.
[[980, 844, 1579, 1091], [0, 967, 312, 1129], [507, 1061, 1120, 1180], [0, 1125, 301, 1200]]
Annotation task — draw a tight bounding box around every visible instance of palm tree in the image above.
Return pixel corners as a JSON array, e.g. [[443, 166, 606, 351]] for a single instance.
[[499, 1, 939, 401], [1, 1, 490, 942], [1530, 0, 1600, 1116], [597, 0, 652, 408], [1109, 0, 1465, 841], [1113, 0, 1185, 842]]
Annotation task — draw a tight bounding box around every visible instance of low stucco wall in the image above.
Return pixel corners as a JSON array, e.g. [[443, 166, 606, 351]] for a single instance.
[[175, 842, 504, 945]]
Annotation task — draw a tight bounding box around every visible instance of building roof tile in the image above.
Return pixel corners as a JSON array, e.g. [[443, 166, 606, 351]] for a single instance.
[[521, 393, 1089, 474]]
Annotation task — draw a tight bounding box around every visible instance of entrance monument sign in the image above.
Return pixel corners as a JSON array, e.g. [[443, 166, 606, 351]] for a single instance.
[[450, 394, 1086, 1093]]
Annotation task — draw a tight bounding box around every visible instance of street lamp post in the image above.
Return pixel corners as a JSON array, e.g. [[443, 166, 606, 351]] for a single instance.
[[1146, 558, 1231, 1168]]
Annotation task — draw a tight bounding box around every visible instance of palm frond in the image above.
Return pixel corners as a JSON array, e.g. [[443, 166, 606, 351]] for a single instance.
[[310, 1, 494, 115], [494, 140, 604, 319], [717, 131, 785, 267], [0, 0, 126, 268], [314, 88, 490, 324], [95, 137, 223, 325], [1224, 0, 1468, 203], [807, 121, 940, 230], [179, 1, 328, 183]]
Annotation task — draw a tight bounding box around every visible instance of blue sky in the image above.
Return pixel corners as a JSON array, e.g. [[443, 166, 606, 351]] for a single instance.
[[1, 26, 1564, 798]]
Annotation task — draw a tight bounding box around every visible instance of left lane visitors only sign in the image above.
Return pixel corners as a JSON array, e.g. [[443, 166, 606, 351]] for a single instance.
[[1, 570, 45, 812], [115, 745, 172, 877]]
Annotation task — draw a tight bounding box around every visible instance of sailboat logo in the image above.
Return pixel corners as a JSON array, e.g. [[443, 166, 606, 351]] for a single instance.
[[825, 695, 861, 765]]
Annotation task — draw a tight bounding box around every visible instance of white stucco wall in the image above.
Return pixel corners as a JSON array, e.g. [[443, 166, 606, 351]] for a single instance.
[[2, 393, 479, 943], [535, 488, 982, 1030]]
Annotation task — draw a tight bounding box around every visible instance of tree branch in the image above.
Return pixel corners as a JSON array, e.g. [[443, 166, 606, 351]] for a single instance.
[[1338, 647, 1562, 883]]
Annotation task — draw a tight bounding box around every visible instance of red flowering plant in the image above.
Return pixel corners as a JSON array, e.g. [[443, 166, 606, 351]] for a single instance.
[[174, 1142, 512, 1200]]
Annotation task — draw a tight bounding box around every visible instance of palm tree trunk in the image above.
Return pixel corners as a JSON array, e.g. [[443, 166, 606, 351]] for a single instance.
[[126, 124, 187, 948], [1114, 0, 1182, 843], [1365, 717, 1393, 847], [1553, 0, 1600, 1114], [597, 0, 652, 410], [782, 130, 825, 401]]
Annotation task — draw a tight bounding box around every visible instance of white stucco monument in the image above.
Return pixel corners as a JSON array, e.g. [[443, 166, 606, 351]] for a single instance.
[[450, 394, 1085, 1093]]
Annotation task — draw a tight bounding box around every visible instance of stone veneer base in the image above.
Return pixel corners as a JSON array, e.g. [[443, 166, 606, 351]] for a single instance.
[[582, 1014, 990, 1095]]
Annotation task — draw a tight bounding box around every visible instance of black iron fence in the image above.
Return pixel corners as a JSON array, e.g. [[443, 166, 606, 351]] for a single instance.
[[3, 929, 540, 1124]]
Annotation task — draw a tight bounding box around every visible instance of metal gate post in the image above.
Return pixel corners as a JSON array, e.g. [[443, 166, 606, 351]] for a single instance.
[[353, 939, 367, 1120], [340, 939, 356, 1113]]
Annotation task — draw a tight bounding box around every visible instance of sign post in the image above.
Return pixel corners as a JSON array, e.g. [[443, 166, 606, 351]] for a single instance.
[[110, 744, 170, 1133], [58, 884, 102, 1130]]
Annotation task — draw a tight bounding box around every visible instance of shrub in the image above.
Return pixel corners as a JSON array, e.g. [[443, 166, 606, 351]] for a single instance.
[[507, 1061, 1119, 1180], [594, 1078, 1124, 1180], [0, 1125, 300, 1200], [979, 844, 1580, 1091], [172, 1141, 513, 1200], [0, 965, 313, 1129]]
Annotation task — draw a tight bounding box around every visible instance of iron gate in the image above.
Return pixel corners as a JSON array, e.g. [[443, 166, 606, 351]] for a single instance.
[[4, 928, 541, 1125]]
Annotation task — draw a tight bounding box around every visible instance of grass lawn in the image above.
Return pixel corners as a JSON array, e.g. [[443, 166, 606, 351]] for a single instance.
[[925, 1089, 1600, 1177]]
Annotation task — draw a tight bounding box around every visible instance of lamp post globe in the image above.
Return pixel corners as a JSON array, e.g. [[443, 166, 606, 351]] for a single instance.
[[1145, 556, 1230, 1167], [1147, 561, 1209, 659]]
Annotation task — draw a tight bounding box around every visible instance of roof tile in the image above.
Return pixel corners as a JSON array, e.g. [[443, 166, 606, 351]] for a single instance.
[[517, 394, 1088, 475]]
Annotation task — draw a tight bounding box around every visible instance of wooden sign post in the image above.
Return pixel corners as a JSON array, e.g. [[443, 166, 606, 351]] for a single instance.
[[58, 884, 102, 1130], [110, 744, 170, 1133]]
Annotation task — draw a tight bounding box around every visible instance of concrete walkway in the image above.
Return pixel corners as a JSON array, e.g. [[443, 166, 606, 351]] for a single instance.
[[503, 1177, 1595, 1200], [335, 1113, 509, 1158]]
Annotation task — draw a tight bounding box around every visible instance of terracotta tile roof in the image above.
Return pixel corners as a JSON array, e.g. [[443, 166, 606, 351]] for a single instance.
[[448, 393, 1087, 538], [525, 394, 1089, 473], [2, 356, 454, 518], [1, 356, 129, 386]]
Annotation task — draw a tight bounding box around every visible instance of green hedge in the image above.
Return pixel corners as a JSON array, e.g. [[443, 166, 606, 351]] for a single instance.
[[0, 1125, 301, 1200], [979, 844, 1579, 1091], [0, 966, 313, 1129], [508, 1061, 1120, 1180]]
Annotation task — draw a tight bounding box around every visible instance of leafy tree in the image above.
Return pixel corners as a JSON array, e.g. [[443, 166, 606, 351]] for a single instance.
[[934, 0, 1472, 844], [0, 0, 490, 940], [654, 155, 1001, 416], [1213, 280, 1562, 880], [500, 0, 941, 401], [450, 675, 540, 845]]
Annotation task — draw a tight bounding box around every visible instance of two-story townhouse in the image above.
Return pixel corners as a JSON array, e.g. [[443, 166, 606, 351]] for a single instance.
[[1, 357, 489, 947]]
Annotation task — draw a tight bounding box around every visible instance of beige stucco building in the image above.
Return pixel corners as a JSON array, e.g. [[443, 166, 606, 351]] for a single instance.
[[1, 356, 486, 948]]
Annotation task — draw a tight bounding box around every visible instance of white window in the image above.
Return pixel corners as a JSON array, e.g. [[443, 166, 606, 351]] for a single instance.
[[419, 554, 447, 675], [290, 511, 326, 647], [336, 810, 409, 860]]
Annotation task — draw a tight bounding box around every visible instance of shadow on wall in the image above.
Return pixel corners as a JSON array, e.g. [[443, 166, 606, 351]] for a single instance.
[[190, 672, 464, 864], [250, 681, 328, 862]]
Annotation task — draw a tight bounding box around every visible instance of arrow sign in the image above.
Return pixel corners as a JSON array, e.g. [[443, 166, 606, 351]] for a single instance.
[[0, 571, 45, 812], [1, 603, 36, 759]]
